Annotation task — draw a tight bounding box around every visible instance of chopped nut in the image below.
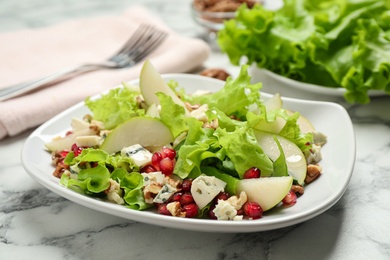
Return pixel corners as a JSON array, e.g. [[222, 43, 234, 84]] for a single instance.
[[190, 104, 209, 122], [227, 191, 248, 210], [143, 182, 163, 204], [52, 163, 68, 178], [305, 164, 323, 184], [136, 95, 148, 109], [203, 118, 219, 129], [51, 151, 69, 178], [185, 102, 201, 112], [100, 130, 111, 139], [199, 68, 230, 81], [193, 0, 260, 12], [105, 179, 125, 205], [89, 120, 105, 134], [166, 201, 186, 217], [164, 176, 181, 189], [291, 184, 304, 195], [83, 114, 93, 123]]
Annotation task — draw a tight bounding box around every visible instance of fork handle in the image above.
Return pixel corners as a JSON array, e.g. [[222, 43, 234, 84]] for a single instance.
[[0, 62, 115, 102]]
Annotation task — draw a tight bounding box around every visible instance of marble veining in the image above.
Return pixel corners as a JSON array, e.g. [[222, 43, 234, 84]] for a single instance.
[[1, 0, 390, 259]]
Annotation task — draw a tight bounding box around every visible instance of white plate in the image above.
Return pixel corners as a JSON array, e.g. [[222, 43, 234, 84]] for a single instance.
[[21, 74, 355, 233], [250, 67, 386, 101]]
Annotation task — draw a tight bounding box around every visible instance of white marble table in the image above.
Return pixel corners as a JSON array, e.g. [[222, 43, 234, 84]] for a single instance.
[[1, 0, 390, 259]]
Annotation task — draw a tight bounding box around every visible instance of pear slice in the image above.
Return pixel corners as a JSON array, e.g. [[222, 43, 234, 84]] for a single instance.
[[100, 117, 174, 154], [263, 93, 316, 134], [45, 118, 97, 152], [237, 176, 293, 211], [140, 60, 189, 114], [254, 130, 307, 184], [285, 110, 316, 134], [253, 117, 286, 135], [264, 93, 283, 111]]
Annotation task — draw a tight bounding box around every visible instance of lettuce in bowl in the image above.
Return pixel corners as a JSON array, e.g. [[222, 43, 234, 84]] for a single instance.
[[217, 0, 390, 104]]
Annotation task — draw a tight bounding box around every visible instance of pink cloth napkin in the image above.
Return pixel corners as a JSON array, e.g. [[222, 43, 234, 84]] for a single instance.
[[0, 6, 210, 140]]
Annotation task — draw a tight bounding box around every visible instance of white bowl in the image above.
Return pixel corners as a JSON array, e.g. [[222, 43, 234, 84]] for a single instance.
[[250, 66, 386, 101]]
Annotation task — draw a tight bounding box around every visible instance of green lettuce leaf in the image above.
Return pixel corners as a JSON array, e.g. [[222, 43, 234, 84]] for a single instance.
[[185, 65, 263, 118], [157, 92, 188, 138], [174, 118, 223, 179], [215, 127, 274, 178], [272, 136, 288, 177], [60, 163, 110, 194], [85, 83, 145, 129], [120, 172, 151, 210], [60, 148, 150, 210]]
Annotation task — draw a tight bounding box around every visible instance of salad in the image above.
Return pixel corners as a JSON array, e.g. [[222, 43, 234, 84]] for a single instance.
[[45, 60, 326, 221], [217, 0, 390, 104]]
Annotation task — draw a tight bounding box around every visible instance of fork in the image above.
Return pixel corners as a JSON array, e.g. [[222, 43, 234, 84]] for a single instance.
[[0, 24, 167, 102]]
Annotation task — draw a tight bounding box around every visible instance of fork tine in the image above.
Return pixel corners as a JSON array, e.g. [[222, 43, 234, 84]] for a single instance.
[[109, 24, 166, 66], [120, 25, 163, 54], [130, 31, 167, 63], [112, 24, 150, 56]]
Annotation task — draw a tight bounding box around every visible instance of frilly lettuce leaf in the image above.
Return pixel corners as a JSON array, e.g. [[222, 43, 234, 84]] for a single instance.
[[110, 168, 151, 210], [60, 148, 150, 210], [85, 83, 145, 129], [174, 118, 224, 179], [120, 172, 150, 210], [60, 163, 110, 193], [218, 0, 390, 103], [184, 65, 263, 118], [215, 126, 274, 178], [157, 92, 188, 138]]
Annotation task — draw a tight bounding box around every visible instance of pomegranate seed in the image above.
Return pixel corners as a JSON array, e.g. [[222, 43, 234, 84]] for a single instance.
[[181, 179, 193, 192], [243, 167, 261, 179], [183, 203, 199, 218], [157, 204, 171, 215], [159, 157, 174, 176], [140, 165, 157, 173], [170, 192, 182, 202], [180, 192, 194, 205], [243, 202, 263, 219], [214, 192, 229, 203], [161, 146, 176, 160], [65, 131, 73, 136], [236, 208, 244, 216], [282, 190, 297, 206], [71, 144, 84, 157], [208, 205, 217, 219], [59, 150, 69, 157], [151, 152, 163, 171]]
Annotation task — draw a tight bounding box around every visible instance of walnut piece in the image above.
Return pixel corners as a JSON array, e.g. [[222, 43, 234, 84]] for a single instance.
[[305, 164, 323, 184], [143, 182, 163, 204], [291, 184, 304, 195], [203, 118, 219, 129], [164, 176, 181, 189], [199, 68, 230, 81], [166, 201, 186, 217], [193, 0, 260, 12]]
